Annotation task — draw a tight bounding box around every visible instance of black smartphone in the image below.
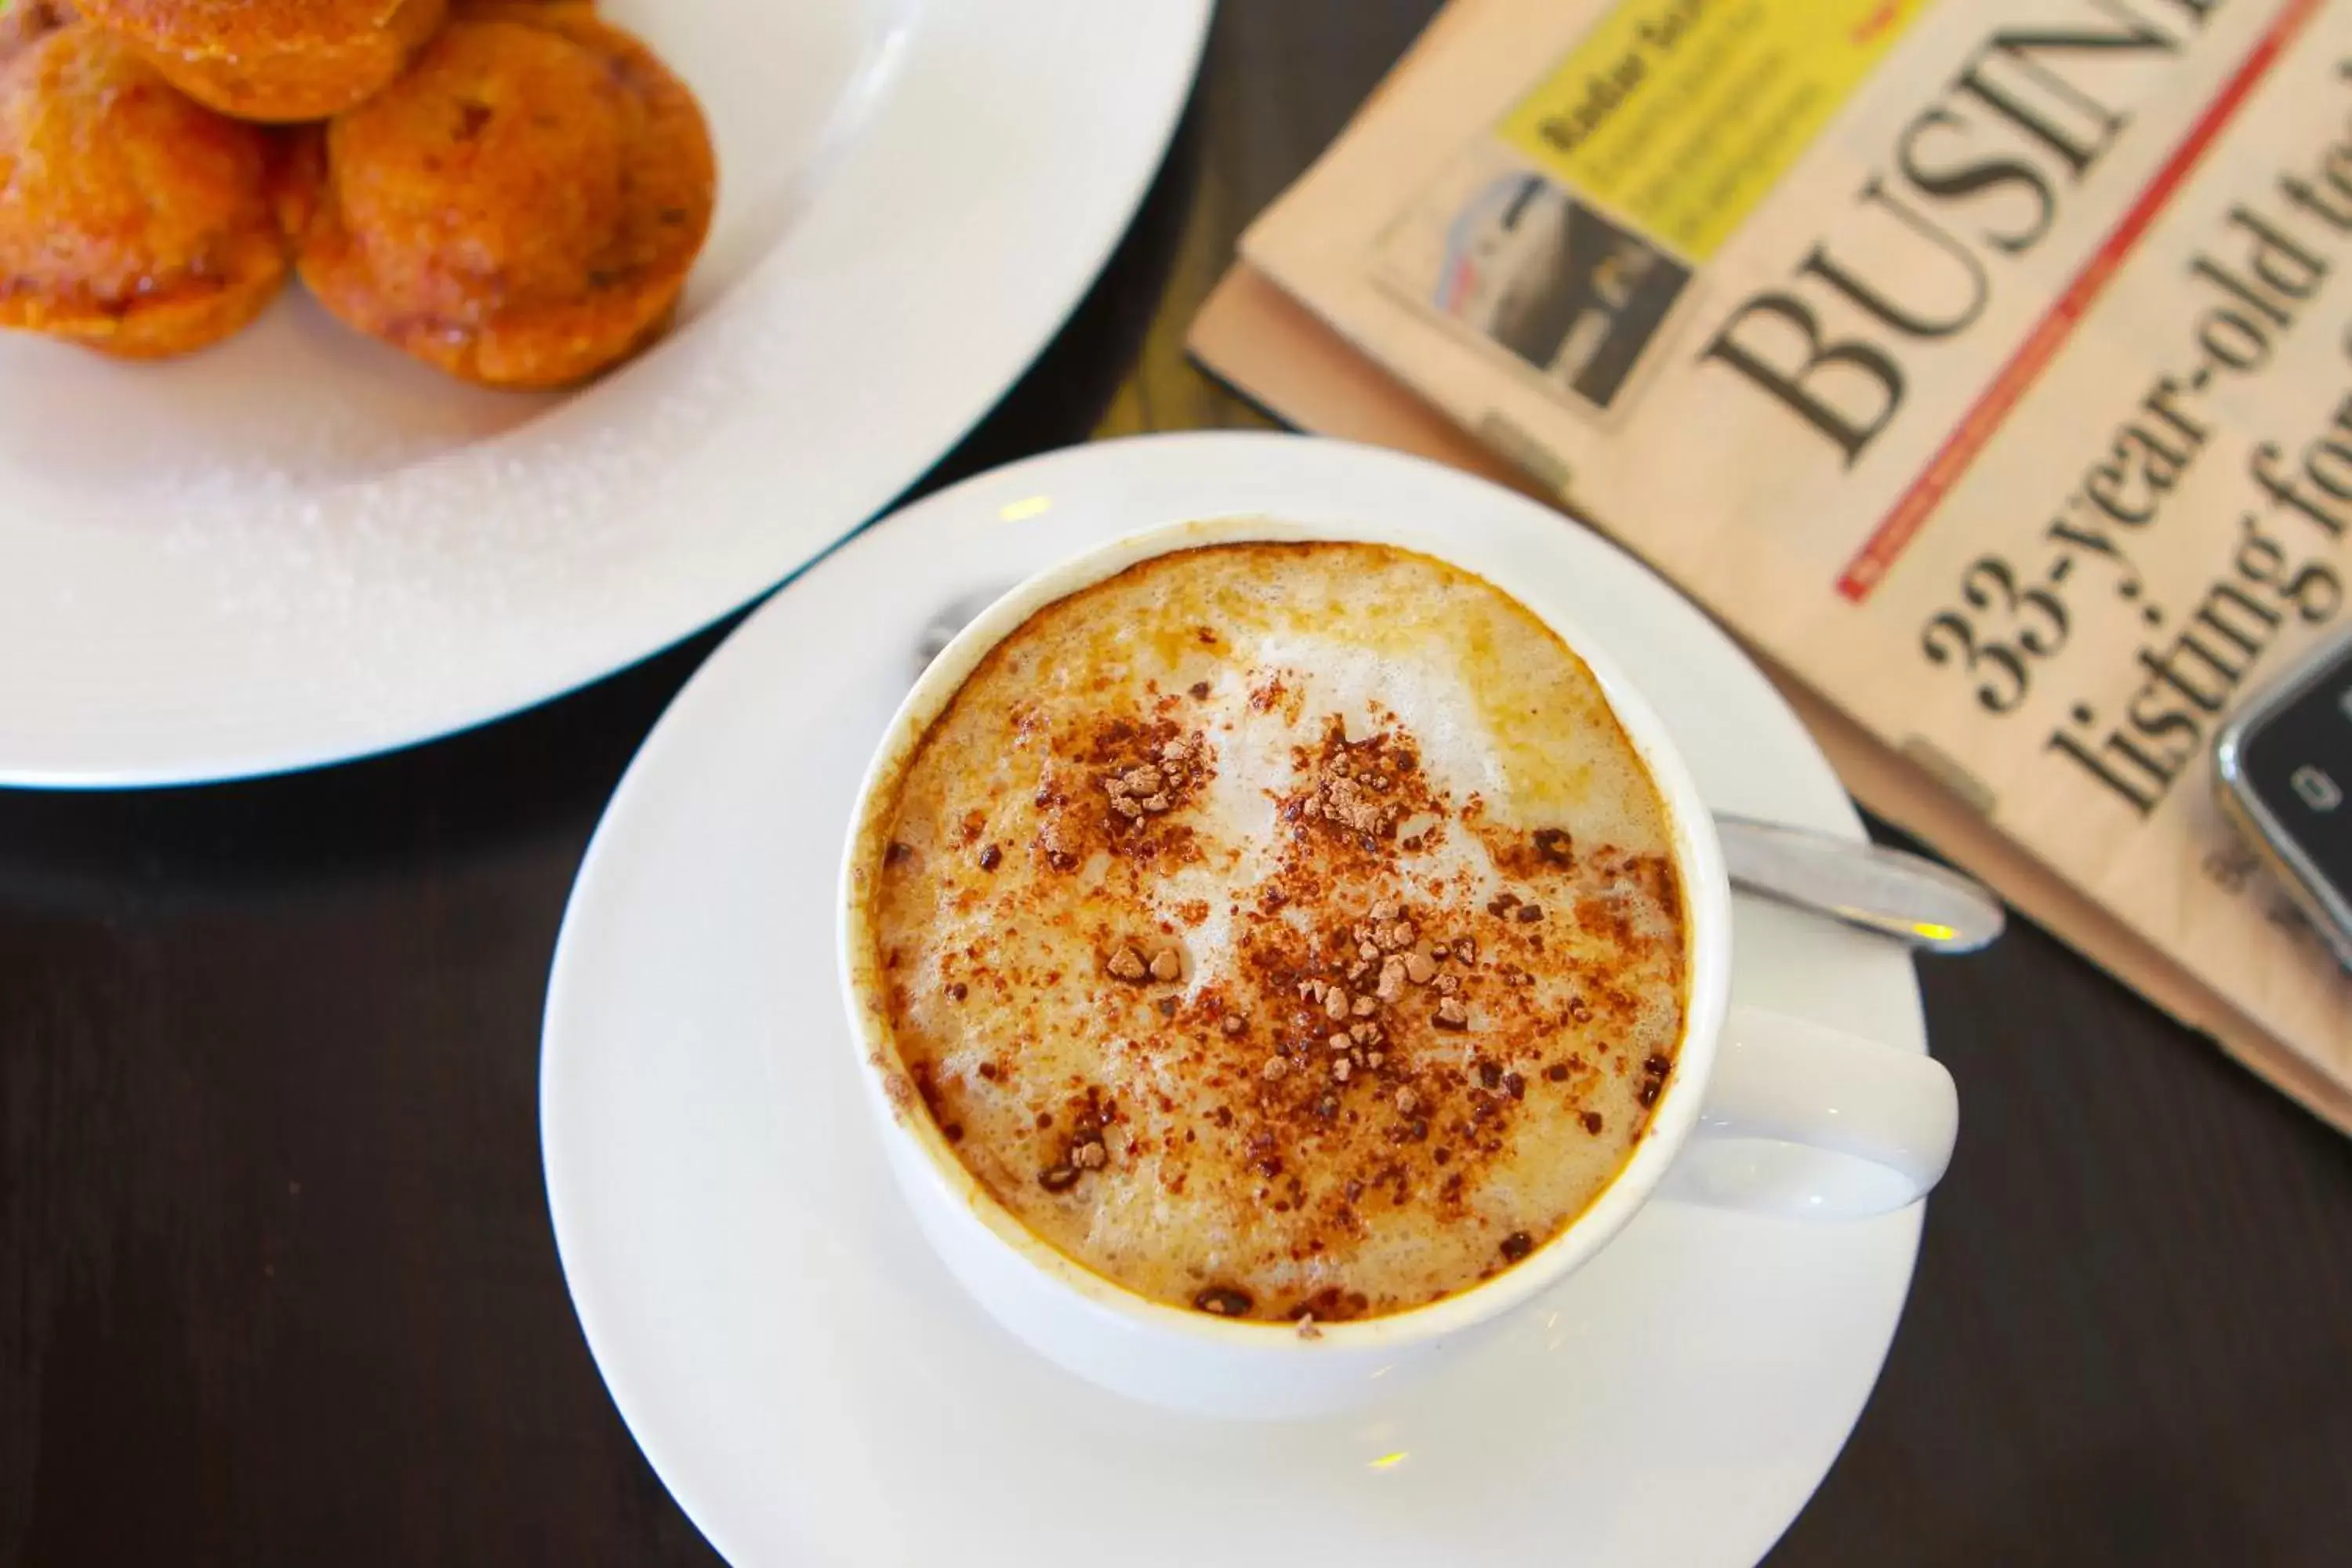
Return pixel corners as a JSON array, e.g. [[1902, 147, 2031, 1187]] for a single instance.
[[2216, 631, 2352, 971]]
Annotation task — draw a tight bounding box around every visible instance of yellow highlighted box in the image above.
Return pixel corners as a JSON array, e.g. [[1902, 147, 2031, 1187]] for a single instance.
[[1499, 0, 1932, 260]]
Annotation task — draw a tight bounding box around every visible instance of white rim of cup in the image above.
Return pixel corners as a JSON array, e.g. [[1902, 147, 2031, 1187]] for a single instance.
[[836, 514, 1733, 1352]]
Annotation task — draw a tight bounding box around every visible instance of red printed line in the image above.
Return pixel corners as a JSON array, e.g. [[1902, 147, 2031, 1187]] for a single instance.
[[1835, 0, 2323, 603]]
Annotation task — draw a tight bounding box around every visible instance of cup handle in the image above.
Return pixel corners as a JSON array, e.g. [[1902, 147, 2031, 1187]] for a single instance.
[[1675, 1005, 1958, 1218]]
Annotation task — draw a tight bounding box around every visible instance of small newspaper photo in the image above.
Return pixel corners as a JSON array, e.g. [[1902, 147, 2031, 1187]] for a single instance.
[[1244, 0, 2352, 1114], [1375, 139, 1697, 416]]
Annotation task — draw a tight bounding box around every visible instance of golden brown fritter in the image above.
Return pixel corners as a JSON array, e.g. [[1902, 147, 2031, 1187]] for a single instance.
[[74, 0, 448, 122], [0, 24, 293, 358], [291, 12, 714, 389], [0, 2, 78, 64]]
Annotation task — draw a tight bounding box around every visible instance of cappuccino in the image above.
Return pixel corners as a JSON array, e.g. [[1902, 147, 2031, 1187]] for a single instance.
[[854, 540, 1687, 1324]]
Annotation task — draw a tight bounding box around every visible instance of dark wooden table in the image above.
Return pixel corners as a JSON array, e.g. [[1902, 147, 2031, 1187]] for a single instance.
[[7, 5, 2352, 1563]]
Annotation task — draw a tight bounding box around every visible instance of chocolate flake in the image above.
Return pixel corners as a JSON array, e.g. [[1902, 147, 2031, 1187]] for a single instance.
[[1317, 775, 1396, 837], [1194, 1286, 1254, 1317]]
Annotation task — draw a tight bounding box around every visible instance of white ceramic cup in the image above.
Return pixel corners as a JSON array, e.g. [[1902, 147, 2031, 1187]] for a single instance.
[[838, 516, 1958, 1421]]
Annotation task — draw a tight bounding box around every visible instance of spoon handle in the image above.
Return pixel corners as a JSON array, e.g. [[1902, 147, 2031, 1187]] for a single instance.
[[1715, 816, 2005, 954]]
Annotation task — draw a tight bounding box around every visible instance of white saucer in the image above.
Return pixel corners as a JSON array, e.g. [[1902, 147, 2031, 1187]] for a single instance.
[[541, 433, 1929, 1567], [0, 0, 1209, 786]]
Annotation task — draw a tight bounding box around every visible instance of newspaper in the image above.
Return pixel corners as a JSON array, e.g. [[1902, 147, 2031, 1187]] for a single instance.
[[1241, 0, 2352, 1112]]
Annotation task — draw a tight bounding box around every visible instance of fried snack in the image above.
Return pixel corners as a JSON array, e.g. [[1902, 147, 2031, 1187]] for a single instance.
[[292, 13, 714, 390], [73, 0, 448, 122], [0, 24, 292, 358], [0, 2, 77, 64]]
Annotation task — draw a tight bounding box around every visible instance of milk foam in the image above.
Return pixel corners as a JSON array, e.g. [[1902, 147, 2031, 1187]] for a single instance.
[[865, 540, 1688, 1322]]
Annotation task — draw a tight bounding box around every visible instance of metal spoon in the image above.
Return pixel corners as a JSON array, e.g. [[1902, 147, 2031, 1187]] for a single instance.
[[1713, 815, 2002, 953], [914, 593, 2004, 955]]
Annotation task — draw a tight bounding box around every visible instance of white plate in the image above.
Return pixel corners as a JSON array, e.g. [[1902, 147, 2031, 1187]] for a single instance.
[[0, 0, 1210, 786], [541, 434, 1930, 1567]]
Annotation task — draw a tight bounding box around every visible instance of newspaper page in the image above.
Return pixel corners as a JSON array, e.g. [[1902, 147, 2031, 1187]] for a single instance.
[[1243, 0, 2352, 1096]]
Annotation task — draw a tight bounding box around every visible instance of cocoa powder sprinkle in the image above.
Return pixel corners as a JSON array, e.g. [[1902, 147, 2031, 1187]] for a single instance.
[[865, 545, 1690, 1325]]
